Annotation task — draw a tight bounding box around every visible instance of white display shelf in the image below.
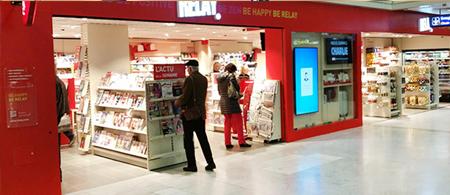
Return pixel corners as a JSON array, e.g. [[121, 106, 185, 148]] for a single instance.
[[323, 67, 352, 71], [148, 96, 180, 102], [148, 115, 179, 121], [149, 133, 183, 141], [146, 78, 185, 84], [210, 124, 224, 128], [93, 143, 147, 158], [323, 82, 353, 88], [405, 58, 450, 61], [96, 104, 146, 111], [96, 104, 131, 110], [98, 86, 145, 92], [150, 150, 185, 160], [131, 62, 185, 65], [57, 65, 74, 69], [94, 123, 147, 135], [391, 110, 401, 115]]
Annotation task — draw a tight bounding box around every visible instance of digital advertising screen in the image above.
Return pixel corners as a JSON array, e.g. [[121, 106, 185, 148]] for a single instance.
[[325, 38, 353, 64], [294, 47, 319, 115]]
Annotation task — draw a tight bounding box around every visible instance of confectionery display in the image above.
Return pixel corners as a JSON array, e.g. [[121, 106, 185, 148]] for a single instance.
[[362, 47, 402, 118]]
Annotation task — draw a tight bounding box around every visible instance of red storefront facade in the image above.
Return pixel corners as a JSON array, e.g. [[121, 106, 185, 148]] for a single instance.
[[1, 1, 449, 194]]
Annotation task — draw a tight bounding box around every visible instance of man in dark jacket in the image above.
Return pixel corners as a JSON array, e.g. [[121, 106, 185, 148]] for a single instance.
[[175, 60, 216, 172], [56, 76, 74, 144]]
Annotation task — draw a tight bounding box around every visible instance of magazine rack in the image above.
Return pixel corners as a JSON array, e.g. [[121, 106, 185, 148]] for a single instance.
[[145, 78, 187, 170]]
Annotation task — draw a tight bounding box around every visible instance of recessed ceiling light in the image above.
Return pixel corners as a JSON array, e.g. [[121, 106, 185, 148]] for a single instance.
[[70, 26, 78, 29], [212, 32, 217, 34], [164, 33, 169, 37], [365, 33, 371, 36], [195, 28, 202, 30], [74, 33, 81, 38], [82, 18, 88, 21], [408, 35, 413, 38], [53, 33, 60, 37], [201, 37, 206, 40], [164, 23, 176, 27], [243, 36, 248, 40]]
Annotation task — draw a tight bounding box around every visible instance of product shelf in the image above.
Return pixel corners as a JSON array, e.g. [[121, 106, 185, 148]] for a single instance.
[[149, 133, 182, 141], [147, 96, 180, 102], [96, 104, 146, 111], [323, 82, 353, 88], [148, 115, 179, 121], [149, 150, 185, 160], [97, 86, 145, 92], [94, 123, 147, 135], [93, 143, 147, 158]]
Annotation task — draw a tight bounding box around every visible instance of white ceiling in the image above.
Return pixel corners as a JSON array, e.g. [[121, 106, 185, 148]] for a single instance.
[[52, 17, 263, 44], [362, 32, 426, 38]]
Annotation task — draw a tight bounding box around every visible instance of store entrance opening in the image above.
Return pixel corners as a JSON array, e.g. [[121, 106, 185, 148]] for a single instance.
[[53, 17, 282, 193], [361, 32, 450, 123]]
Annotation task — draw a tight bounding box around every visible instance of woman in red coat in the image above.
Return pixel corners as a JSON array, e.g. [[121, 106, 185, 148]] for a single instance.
[[217, 63, 251, 149]]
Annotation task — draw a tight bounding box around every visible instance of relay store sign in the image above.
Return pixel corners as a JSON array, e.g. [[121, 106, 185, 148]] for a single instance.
[[177, 1, 219, 18], [154, 64, 186, 80]]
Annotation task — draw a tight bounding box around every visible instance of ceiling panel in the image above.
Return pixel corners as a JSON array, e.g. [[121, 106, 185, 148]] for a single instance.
[[52, 17, 262, 44]]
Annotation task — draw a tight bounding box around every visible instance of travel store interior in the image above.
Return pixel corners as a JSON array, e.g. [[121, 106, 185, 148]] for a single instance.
[[362, 32, 450, 119], [53, 17, 282, 170]]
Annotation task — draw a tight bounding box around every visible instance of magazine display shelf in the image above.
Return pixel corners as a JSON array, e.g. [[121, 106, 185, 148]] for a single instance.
[[74, 46, 92, 152], [92, 83, 148, 168], [145, 78, 186, 170], [247, 80, 282, 142], [89, 71, 150, 168]]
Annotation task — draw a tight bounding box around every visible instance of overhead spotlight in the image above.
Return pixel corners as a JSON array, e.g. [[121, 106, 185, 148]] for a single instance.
[[164, 23, 176, 26], [201, 37, 206, 40], [243, 36, 248, 40], [74, 33, 81, 38], [82, 18, 88, 21], [164, 33, 169, 37]]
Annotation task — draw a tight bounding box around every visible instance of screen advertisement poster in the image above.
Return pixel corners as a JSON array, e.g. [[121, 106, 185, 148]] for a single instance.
[[325, 38, 352, 64], [294, 47, 319, 115]]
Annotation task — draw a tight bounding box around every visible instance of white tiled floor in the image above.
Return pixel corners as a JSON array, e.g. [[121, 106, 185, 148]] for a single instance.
[[64, 104, 450, 195]]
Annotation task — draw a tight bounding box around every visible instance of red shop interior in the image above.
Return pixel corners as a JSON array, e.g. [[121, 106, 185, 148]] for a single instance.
[[1, 1, 450, 194]]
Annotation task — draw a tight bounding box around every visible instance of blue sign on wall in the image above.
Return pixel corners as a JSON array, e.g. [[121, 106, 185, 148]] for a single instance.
[[294, 47, 319, 115], [430, 15, 450, 27]]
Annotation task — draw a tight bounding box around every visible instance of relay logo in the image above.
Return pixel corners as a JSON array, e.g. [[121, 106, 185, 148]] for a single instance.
[[177, 1, 221, 20]]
